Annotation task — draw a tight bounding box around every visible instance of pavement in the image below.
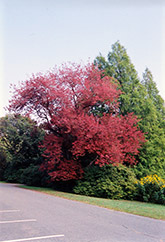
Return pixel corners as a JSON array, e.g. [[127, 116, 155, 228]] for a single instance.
[[0, 183, 165, 242]]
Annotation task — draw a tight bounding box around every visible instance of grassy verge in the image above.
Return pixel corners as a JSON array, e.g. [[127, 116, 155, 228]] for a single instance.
[[19, 185, 165, 220]]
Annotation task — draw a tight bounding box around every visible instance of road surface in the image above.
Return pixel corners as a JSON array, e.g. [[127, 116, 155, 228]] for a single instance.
[[0, 183, 164, 242]]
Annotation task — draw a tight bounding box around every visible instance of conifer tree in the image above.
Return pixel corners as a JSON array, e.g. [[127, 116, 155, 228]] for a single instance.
[[95, 42, 165, 178], [142, 68, 165, 122]]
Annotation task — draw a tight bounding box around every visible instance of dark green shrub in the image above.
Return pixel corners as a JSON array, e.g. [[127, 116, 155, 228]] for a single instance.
[[73, 164, 137, 200], [19, 164, 49, 186], [135, 174, 165, 204], [3, 162, 22, 183], [3, 163, 50, 187]]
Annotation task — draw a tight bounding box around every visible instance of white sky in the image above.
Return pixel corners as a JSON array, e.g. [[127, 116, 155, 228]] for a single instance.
[[0, 0, 165, 117]]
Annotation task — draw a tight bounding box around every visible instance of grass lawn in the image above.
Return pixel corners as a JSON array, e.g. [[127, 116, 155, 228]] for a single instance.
[[19, 185, 165, 220]]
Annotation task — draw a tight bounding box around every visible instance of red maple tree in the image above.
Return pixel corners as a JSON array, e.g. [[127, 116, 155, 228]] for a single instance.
[[8, 63, 145, 181]]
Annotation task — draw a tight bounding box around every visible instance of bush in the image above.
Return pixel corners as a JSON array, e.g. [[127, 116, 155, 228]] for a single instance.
[[3, 162, 22, 183], [135, 174, 165, 205], [3, 163, 50, 187], [73, 164, 137, 200], [20, 164, 50, 187]]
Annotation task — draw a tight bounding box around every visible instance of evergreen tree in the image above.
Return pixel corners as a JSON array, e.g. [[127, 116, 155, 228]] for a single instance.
[[95, 41, 165, 178], [142, 68, 165, 122], [138, 68, 165, 178], [95, 41, 147, 116]]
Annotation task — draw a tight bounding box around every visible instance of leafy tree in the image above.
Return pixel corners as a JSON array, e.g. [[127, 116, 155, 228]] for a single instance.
[[8, 63, 145, 181], [0, 114, 45, 182], [95, 42, 165, 178], [0, 114, 45, 166]]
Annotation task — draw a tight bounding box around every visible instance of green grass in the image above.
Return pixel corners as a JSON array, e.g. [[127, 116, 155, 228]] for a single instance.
[[19, 185, 165, 220]]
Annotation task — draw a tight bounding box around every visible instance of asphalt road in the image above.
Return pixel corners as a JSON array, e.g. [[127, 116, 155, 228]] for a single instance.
[[0, 183, 165, 242]]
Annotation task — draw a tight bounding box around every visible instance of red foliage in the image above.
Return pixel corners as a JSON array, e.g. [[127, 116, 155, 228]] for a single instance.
[[8, 63, 145, 181]]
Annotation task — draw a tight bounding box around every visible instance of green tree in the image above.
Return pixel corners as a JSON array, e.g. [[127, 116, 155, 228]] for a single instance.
[[138, 68, 165, 178], [95, 41, 165, 178], [95, 41, 147, 116], [0, 114, 46, 183], [142, 68, 165, 122]]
